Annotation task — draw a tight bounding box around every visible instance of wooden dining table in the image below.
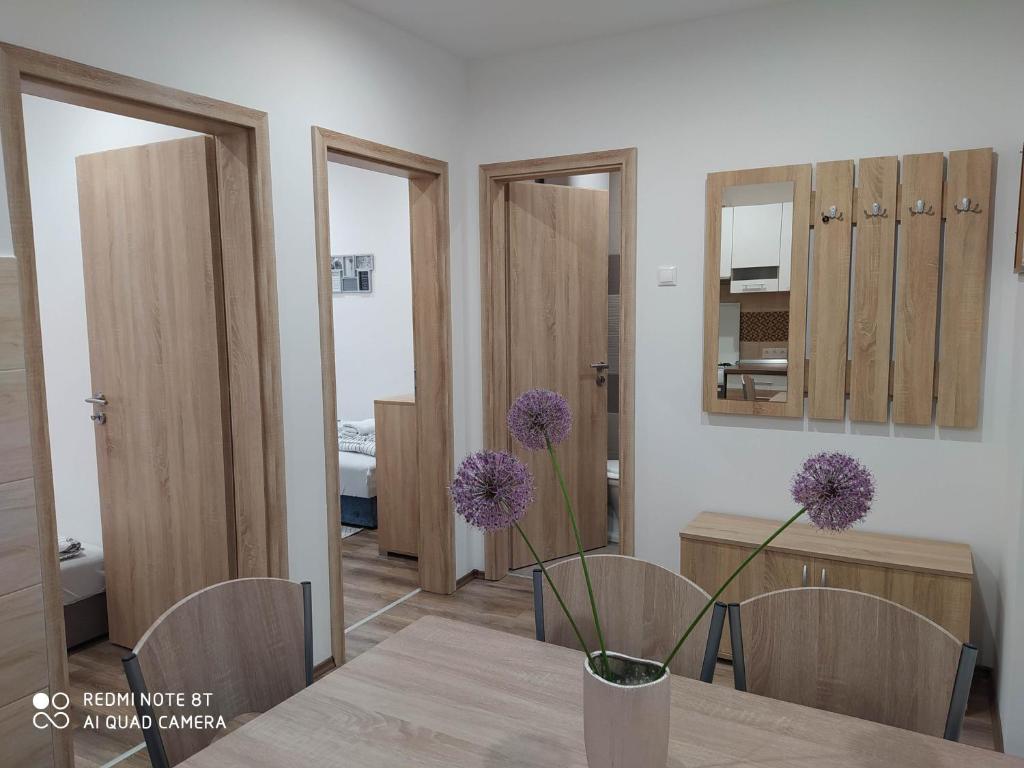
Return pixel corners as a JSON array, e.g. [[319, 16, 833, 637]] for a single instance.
[[179, 615, 1022, 767]]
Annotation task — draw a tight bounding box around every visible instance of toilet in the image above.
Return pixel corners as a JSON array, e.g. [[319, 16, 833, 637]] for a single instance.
[[607, 459, 620, 544]]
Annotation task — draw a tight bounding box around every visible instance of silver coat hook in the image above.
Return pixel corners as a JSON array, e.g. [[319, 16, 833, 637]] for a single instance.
[[863, 202, 888, 219], [821, 205, 844, 224], [909, 199, 934, 216], [953, 196, 981, 214]]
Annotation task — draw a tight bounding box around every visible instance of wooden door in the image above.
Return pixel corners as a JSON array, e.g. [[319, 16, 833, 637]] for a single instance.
[[508, 181, 608, 567], [77, 136, 234, 647]]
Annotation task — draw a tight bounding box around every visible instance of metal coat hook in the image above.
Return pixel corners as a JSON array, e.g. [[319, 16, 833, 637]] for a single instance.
[[909, 199, 934, 216], [862, 202, 888, 219], [953, 196, 982, 214], [821, 205, 844, 224]]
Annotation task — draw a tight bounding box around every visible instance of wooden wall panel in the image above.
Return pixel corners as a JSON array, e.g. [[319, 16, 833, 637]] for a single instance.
[[0, 692, 54, 767], [0, 258, 23, 371], [0, 478, 40, 594], [849, 157, 898, 422], [0, 584, 48, 706], [936, 148, 993, 428], [892, 153, 944, 425], [0, 368, 32, 483], [808, 160, 854, 420]]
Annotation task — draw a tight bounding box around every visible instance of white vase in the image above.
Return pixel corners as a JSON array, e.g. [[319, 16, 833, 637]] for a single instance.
[[582, 651, 671, 768]]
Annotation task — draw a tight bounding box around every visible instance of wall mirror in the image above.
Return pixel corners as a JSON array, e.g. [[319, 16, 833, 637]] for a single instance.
[[703, 164, 811, 417]]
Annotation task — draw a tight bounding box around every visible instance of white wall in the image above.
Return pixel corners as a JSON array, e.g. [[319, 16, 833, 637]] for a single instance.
[[21, 96, 197, 548], [1, 0, 471, 664], [328, 163, 414, 421], [464, 0, 1024, 691]]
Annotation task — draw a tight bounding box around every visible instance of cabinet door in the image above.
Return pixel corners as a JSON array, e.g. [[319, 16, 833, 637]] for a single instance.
[[763, 550, 811, 591], [680, 539, 764, 604], [681, 539, 768, 659], [888, 570, 971, 642], [813, 558, 889, 595], [731, 203, 783, 269]]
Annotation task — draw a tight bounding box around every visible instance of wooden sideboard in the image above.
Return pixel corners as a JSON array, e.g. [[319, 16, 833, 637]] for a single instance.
[[374, 395, 418, 558], [680, 512, 973, 657]]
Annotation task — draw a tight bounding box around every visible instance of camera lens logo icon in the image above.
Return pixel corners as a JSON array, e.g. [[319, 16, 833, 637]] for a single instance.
[[32, 692, 70, 730]]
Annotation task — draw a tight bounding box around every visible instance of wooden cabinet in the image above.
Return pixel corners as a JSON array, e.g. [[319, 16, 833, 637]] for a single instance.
[[681, 512, 973, 658], [374, 395, 418, 558]]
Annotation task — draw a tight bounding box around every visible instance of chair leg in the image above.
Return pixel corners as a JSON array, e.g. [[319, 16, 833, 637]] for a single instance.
[[699, 602, 727, 684], [301, 580, 314, 686], [532, 569, 545, 642], [943, 643, 978, 741], [122, 653, 170, 768], [727, 603, 747, 692]]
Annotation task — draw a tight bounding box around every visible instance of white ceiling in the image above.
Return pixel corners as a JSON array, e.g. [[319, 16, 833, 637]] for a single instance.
[[344, 0, 786, 59]]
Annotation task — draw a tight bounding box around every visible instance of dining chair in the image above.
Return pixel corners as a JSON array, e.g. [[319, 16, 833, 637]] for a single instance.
[[728, 587, 977, 741], [122, 578, 314, 767], [533, 554, 726, 681]]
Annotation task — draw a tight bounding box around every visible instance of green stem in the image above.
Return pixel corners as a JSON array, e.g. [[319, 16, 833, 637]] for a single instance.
[[514, 522, 592, 659], [546, 438, 609, 676], [660, 506, 807, 673]]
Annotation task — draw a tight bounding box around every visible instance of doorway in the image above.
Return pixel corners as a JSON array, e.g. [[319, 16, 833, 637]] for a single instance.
[[311, 127, 454, 667], [0, 43, 286, 768], [479, 150, 637, 580]]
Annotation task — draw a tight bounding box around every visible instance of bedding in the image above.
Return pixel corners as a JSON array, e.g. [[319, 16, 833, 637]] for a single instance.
[[59, 541, 106, 606], [339, 450, 377, 499], [338, 418, 376, 456]]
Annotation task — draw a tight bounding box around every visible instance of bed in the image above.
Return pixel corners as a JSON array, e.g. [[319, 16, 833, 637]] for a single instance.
[[339, 450, 377, 528], [60, 541, 108, 648]]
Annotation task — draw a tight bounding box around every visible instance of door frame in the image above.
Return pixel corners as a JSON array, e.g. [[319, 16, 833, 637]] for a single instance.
[[0, 43, 288, 767], [479, 148, 638, 580], [311, 127, 455, 666]]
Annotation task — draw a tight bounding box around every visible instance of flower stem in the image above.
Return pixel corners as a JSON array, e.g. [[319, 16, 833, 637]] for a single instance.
[[514, 522, 592, 658], [546, 438, 609, 676], [660, 506, 807, 674]]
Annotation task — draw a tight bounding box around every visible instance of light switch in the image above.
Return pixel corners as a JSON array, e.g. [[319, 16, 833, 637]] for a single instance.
[[657, 266, 677, 286]]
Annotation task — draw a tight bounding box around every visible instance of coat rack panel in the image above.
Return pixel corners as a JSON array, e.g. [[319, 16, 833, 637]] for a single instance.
[[892, 152, 945, 426], [849, 156, 899, 423], [808, 160, 854, 420], [936, 148, 993, 428], [705, 148, 994, 428]]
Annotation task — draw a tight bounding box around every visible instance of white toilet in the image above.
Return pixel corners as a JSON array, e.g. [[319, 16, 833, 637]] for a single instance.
[[606, 459, 620, 544]]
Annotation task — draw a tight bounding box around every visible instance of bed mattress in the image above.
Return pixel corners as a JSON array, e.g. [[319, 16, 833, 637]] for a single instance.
[[339, 450, 377, 499], [60, 542, 106, 606]]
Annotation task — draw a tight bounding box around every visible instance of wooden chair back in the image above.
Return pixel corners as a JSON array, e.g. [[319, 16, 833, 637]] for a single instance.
[[729, 587, 977, 740], [536, 554, 724, 680], [123, 578, 313, 767]]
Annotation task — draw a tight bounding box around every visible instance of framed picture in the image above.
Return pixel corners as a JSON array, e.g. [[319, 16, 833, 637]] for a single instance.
[[331, 254, 374, 294]]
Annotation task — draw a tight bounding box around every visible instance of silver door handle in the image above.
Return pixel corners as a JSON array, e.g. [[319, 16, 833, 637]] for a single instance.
[[85, 394, 108, 406], [820, 568, 827, 587], [801, 563, 808, 587], [589, 362, 609, 371]]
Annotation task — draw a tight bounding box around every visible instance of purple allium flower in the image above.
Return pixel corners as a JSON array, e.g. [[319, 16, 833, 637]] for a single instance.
[[507, 389, 572, 450], [791, 452, 875, 532], [450, 450, 534, 532]]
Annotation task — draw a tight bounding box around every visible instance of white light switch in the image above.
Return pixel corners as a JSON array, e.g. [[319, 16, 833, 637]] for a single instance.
[[657, 266, 677, 286]]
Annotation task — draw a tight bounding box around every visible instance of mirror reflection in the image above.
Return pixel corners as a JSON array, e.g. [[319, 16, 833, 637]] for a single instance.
[[717, 182, 794, 403]]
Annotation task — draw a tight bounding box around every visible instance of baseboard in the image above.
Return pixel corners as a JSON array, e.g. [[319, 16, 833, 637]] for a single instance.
[[313, 657, 337, 680], [456, 569, 484, 588]]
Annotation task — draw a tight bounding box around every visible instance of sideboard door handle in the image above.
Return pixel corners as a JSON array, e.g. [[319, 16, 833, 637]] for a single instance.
[[820, 568, 827, 587], [801, 563, 808, 587]]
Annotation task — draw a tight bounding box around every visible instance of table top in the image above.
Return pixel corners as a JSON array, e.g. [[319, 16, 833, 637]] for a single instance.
[[179, 616, 1019, 767]]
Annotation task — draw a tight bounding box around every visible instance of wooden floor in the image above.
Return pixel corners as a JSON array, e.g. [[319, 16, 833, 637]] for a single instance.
[[67, 527, 1001, 766]]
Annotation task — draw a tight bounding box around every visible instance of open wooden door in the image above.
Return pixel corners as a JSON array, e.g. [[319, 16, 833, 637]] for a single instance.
[[507, 181, 608, 567], [76, 136, 234, 647]]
